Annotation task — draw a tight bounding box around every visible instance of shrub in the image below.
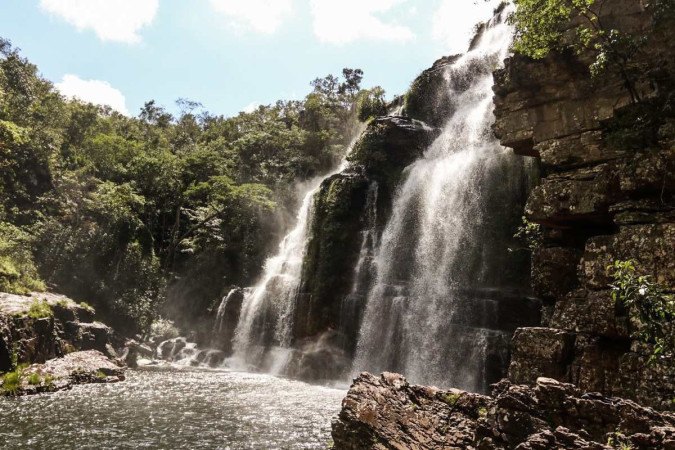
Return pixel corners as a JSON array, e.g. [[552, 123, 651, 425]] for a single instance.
[[27, 372, 41, 385], [26, 299, 53, 319], [150, 317, 181, 341], [609, 260, 675, 363], [513, 216, 543, 251], [0, 222, 45, 295], [2, 369, 21, 394]]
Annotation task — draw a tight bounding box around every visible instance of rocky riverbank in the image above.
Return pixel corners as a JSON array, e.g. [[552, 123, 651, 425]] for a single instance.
[[0, 292, 125, 395], [332, 372, 675, 450]]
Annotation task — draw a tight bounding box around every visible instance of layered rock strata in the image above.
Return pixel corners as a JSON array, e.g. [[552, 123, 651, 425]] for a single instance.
[[493, 0, 675, 410]]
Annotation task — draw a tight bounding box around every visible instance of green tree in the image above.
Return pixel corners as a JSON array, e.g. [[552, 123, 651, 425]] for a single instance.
[[509, 0, 652, 102]]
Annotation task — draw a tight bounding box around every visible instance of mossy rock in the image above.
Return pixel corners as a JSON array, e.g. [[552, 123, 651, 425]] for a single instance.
[[403, 55, 460, 128], [348, 116, 436, 191], [294, 171, 370, 342]]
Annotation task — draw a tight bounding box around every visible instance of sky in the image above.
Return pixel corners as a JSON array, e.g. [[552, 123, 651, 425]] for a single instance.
[[0, 0, 501, 118]]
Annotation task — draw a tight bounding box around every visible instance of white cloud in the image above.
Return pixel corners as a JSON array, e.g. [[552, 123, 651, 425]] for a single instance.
[[56, 75, 129, 115], [432, 0, 502, 54], [39, 0, 158, 44], [242, 101, 260, 113], [310, 0, 415, 44], [209, 0, 293, 34]]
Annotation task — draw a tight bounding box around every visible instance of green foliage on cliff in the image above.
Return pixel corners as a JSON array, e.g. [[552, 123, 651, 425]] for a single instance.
[[609, 260, 675, 363], [0, 222, 45, 295], [513, 216, 543, 251], [26, 299, 53, 319], [0, 38, 379, 333], [508, 0, 670, 102], [357, 87, 387, 122]]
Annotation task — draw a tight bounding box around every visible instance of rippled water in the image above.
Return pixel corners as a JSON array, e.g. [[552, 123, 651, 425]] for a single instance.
[[0, 367, 345, 449]]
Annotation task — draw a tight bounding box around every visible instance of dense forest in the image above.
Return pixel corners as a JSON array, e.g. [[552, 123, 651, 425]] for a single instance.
[[0, 37, 387, 335]]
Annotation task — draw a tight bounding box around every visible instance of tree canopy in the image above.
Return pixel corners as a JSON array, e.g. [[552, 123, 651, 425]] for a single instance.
[[0, 38, 385, 334]]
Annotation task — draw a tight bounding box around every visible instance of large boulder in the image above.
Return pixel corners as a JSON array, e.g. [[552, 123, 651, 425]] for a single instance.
[[1, 350, 124, 396], [0, 292, 118, 373], [332, 373, 675, 449]]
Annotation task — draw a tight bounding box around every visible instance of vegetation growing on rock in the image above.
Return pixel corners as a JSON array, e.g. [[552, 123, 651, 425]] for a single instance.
[[509, 0, 674, 103], [609, 259, 674, 363]]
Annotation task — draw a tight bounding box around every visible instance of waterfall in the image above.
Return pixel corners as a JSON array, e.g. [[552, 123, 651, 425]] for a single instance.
[[352, 7, 530, 393], [337, 181, 379, 351], [229, 132, 362, 373]]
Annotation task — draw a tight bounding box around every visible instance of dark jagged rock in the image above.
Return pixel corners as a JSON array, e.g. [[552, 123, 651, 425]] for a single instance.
[[332, 372, 490, 449], [212, 287, 245, 355], [331, 373, 675, 450], [347, 116, 436, 191]]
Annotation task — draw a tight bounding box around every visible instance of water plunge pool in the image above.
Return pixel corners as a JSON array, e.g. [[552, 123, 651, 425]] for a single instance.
[[0, 366, 345, 449]]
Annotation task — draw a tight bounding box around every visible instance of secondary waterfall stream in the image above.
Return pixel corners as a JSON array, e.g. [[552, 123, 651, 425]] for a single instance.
[[352, 7, 532, 393], [229, 134, 361, 374]]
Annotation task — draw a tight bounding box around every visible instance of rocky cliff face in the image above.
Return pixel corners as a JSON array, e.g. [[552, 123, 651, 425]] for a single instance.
[[0, 292, 124, 395], [493, 0, 675, 411]]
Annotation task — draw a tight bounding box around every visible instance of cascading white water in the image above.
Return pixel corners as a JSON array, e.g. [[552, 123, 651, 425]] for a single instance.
[[229, 132, 362, 373], [352, 7, 527, 392]]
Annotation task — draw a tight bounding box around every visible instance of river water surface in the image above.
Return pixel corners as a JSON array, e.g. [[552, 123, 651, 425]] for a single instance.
[[0, 367, 345, 449]]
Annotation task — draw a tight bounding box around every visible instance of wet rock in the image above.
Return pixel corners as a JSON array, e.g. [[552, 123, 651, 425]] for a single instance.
[[531, 247, 582, 301], [285, 330, 352, 382], [525, 165, 616, 227], [404, 55, 462, 127], [122, 339, 153, 368], [550, 289, 629, 339], [212, 287, 245, 355], [0, 292, 117, 372], [157, 337, 188, 361], [347, 116, 436, 191]]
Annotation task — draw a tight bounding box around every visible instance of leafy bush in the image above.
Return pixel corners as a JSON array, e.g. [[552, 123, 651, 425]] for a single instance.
[[0, 222, 45, 295], [27, 299, 53, 319], [357, 87, 387, 122], [2, 369, 21, 394], [609, 260, 674, 363], [150, 317, 181, 341], [512, 216, 543, 251], [27, 372, 40, 385]]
